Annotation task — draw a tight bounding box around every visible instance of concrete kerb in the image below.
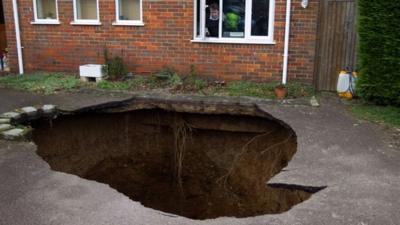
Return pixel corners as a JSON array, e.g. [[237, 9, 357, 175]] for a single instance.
[[0, 105, 57, 141], [0, 93, 318, 142]]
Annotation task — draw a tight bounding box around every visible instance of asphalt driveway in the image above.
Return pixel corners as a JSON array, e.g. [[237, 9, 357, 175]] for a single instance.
[[0, 88, 399, 225]]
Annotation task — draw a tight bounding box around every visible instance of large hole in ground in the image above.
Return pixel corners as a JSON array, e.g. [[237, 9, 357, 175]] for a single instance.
[[32, 108, 323, 219]]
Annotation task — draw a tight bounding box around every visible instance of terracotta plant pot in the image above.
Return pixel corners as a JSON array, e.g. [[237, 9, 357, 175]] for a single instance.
[[274, 86, 287, 99]]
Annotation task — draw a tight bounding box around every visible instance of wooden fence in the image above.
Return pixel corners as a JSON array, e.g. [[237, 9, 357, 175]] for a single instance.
[[314, 0, 358, 91]]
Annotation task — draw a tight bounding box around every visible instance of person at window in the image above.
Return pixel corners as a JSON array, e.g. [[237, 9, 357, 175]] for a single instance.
[[205, 3, 219, 37]]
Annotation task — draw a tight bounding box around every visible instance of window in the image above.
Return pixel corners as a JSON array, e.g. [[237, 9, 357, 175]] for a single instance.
[[114, 0, 143, 25], [72, 0, 100, 25], [32, 0, 59, 24], [193, 0, 275, 44]]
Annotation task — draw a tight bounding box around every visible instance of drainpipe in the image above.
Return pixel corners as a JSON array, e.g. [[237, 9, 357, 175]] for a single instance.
[[12, 0, 24, 74], [282, 0, 291, 85]]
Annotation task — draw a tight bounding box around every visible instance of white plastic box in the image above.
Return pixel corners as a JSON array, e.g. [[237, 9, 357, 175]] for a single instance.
[[79, 64, 105, 82]]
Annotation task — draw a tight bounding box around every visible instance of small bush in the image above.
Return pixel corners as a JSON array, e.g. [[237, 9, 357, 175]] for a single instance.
[[183, 65, 206, 91], [167, 73, 183, 88], [103, 49, 128, 80], [152, 66, 186, 89]]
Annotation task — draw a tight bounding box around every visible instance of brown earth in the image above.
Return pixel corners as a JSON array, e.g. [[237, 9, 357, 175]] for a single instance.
[[32, 109, 316, 219]]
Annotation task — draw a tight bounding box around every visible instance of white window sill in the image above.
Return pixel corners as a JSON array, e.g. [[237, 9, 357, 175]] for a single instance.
[[191, 38, 276, 45], [70, 21, 102, 26], [112, 21, 145, 26], [31, 20, 61, 25]]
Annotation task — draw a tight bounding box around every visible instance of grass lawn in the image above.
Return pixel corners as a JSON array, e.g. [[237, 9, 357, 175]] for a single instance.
[[351, 104, 400, 128], [0, 73, 81, 95], [0, 73, 315, 100]]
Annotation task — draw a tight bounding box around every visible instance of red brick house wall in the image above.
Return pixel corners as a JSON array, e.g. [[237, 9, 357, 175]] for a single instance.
[[2, 0, 319, 83]]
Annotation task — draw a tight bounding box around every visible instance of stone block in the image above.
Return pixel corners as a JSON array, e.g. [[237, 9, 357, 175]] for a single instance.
[[310, 96, 320, 107], [21, 106, 38, 116], [0, 118, 10, 124], [1, 127, 32, 141], [1, 112, 21, 120], [0, 124, 13, 132], [42, 105, 56, 114]]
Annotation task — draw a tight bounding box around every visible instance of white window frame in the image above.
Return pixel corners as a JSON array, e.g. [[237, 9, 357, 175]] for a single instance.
[[113, 0, 144, 26], [192, 0, 275, 44], [71, 0, 101, 25], [31, 0, 60, 25]]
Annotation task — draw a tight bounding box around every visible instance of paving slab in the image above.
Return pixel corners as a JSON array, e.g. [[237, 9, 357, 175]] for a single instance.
[[0, 88, 399, 225]]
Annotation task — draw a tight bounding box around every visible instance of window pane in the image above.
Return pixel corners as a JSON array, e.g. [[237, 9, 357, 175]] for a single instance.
[[251, 0, 269, 36], [36, 0, 57, 19], [205, 1, 220, 37], [196, 0, 200, 37], [76, 0, 98, 20], [0, 0, 4, 23], [119, 0, 140, 20], [222, 0, 245, 38]]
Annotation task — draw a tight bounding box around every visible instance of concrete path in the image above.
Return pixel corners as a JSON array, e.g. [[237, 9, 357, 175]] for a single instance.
[[0, 88, 399, 225]]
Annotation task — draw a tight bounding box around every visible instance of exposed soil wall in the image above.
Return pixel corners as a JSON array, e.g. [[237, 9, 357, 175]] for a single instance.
[[32, 108, 313, 219]]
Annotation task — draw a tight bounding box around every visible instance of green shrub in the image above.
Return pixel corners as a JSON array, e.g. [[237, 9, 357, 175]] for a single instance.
[[152, 66, 187, 89], [167, 73, 183, 87], [183, 65, 206, 91], [103, 50, 128, 80], [357, 0, 400, 105]]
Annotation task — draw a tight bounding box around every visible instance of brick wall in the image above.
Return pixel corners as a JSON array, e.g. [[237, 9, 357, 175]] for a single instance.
[[2, 0, 319, 83], [287, 0, 319, 82]]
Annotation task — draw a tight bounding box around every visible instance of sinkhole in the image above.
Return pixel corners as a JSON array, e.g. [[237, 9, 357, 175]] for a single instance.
[[31, 106, 323, 220]]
